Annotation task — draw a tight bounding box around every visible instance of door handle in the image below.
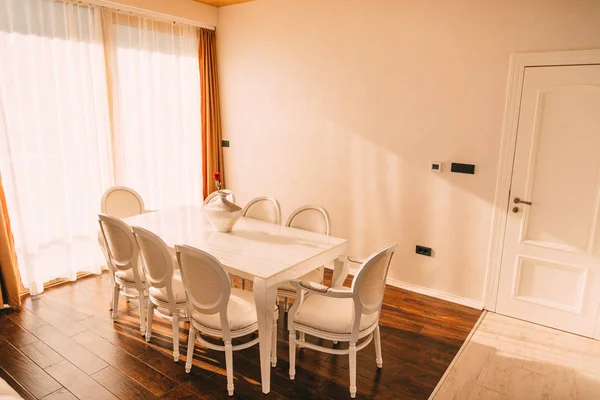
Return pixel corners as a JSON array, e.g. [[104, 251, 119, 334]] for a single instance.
[[514, 197, 532, 206]]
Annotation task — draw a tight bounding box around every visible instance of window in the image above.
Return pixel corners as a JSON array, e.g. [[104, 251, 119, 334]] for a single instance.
[[0, 0, 203, 294]]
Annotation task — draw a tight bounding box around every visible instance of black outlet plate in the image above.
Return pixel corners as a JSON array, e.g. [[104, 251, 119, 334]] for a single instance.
[[222, 140, 230, 148], [451, 163, 475, 174], [416, 245, 432, 257]]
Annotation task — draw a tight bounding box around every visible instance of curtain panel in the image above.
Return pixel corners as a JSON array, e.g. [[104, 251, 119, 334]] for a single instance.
[[199, 28, 225, 198], [0, 0, 111, 295], [102, 9, 203, 210], [0, 173, 21, 307], [0, 0, 206, 295]]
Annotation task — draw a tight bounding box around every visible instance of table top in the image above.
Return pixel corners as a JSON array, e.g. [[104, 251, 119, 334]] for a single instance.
[[122, 205, 347, 280]]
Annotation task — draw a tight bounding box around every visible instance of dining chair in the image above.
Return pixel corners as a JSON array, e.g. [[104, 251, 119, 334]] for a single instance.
[[98, 214, 147, 335], [287, 243, 398, 398], [277, 205, 331, 312], [239, 196, 281, 289], [132, 226, 189, 362], [242, 196, 281, 224], [99, 186, 146, 309], [101, 186, 145, 218], [176, 244, 278, 396], [204, 189, 235, 205]]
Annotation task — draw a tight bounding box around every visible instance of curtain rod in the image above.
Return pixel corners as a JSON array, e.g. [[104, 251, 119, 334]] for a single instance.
[[83, 0, 216, 30]]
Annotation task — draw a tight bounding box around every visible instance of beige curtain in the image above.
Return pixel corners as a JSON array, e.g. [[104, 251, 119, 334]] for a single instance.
[[199, 28, 225, 198], [0, 173, 21, 307]]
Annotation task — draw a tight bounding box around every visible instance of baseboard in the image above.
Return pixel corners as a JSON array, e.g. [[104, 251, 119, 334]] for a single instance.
[[340, 266, 484, 310], [386, 276, 484, 310]]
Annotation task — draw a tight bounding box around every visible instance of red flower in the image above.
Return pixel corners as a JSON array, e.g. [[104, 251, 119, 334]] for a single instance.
[[213, 172, 221, 182]]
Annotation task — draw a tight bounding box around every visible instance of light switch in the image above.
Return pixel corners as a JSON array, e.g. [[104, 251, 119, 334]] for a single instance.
[[431, 162, 442, 172]]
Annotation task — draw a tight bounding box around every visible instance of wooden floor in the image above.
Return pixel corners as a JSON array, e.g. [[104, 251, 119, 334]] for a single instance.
[[433, 312, 600, 400], [0, 271, 481, 400]]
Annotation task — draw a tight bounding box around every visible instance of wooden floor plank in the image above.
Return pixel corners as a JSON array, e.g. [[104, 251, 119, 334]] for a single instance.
[[72, 329, 178, 397], [1, 270, 481, 400], [42, 388, 79, 400], [6, 306, 49, 332], [30, 324, 109, 375], [0, 336, 62, 398], [79, 316, 149, 357], [0, 314, 39, 348], [20, 340, 64, 369], [45, 360, 119, 400], [28, 304, 88, 337], [0, 365, 37, 400], [159, 384, 209, 400], [92, 365, 159, 400]]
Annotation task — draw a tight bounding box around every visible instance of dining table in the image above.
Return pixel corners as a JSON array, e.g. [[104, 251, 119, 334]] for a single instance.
[[121, 205, 349, 394]]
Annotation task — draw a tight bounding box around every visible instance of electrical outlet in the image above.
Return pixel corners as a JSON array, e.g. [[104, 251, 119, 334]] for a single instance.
[[415, 245, 432, 257]]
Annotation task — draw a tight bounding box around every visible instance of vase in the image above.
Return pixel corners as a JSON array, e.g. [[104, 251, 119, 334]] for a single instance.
[[203, 191, 243, 233]]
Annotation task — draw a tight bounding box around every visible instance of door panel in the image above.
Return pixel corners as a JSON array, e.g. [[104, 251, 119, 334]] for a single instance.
[[496, 65, 600, 337], [523, 86, 600, 253]]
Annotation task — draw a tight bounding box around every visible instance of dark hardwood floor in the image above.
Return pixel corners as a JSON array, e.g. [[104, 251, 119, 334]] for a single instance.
[[0, 271, 481, 399]]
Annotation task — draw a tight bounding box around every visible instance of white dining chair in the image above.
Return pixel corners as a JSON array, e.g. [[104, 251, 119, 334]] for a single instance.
[[132, 226, 189, 362], [287, 243, 398, 398], [99, 186, 146, 310], [101, 186, 145, 218], [242, 196, 281, 224], [176, 244, 278, 396], [204, 189, 235, 205], [277, 205, 331, 312], [98, 214, 147, 335], [239, 196, 281, 289]]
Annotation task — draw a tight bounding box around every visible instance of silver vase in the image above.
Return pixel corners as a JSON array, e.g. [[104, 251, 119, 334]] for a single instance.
[[203, 191, 242, 233]]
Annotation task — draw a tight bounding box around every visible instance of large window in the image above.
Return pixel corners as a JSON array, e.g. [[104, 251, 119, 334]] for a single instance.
[[0, 0, 202, 295], [104, 11, 202, 209]]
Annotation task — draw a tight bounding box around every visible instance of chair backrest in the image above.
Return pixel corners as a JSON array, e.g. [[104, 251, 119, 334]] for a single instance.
[[204, 190, 235, 205], [242, 196, 281, 224], [132, 226, 174, 292], [101, 186, 145, 218], [351, 243, 397, 314], [98, 214, 139, 274], [176, 244, 231, 315], [285, 205, 330, 235]]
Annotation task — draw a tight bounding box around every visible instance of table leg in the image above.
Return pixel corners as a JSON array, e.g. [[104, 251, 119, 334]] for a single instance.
[[331, 256, 349, 288], [253, 277, 277, 394]]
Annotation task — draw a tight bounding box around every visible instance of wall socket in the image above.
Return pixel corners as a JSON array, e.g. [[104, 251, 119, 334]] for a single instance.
[[415, 245, 432, 257]]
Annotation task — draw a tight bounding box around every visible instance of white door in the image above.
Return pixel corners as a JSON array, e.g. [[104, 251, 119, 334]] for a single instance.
[[496, 64, 600, 338]]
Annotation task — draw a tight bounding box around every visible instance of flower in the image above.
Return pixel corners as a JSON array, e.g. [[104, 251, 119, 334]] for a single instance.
[[213, 172, 222, 191]]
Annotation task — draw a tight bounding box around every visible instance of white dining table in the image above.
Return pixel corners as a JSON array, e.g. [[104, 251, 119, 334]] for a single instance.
[[122, 205, 349, 394]]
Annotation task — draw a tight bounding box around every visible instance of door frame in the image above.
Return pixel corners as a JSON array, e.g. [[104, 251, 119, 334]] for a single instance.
[[484, 49, 600, 312]]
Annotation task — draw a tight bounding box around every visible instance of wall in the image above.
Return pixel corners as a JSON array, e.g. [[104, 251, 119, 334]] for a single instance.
[[216, 0, 600, 305], [100, 0, 218, 26]]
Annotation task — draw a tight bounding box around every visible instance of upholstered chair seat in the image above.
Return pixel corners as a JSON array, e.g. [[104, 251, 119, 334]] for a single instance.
[[191, 288, 258, 332], [147, 270, 187, 304], [293, 291, 379, 335], [288, 243, 398, 398], [114, 268, 146, 283]]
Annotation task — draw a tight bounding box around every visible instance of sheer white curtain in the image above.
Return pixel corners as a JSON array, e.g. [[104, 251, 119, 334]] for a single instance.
[[0, 0, 112, 295], [102, 10, 203, 210]]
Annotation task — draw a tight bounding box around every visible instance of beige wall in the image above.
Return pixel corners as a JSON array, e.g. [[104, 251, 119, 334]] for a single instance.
[[103, 0, 218, 26], [216, 0, 600, 304]]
